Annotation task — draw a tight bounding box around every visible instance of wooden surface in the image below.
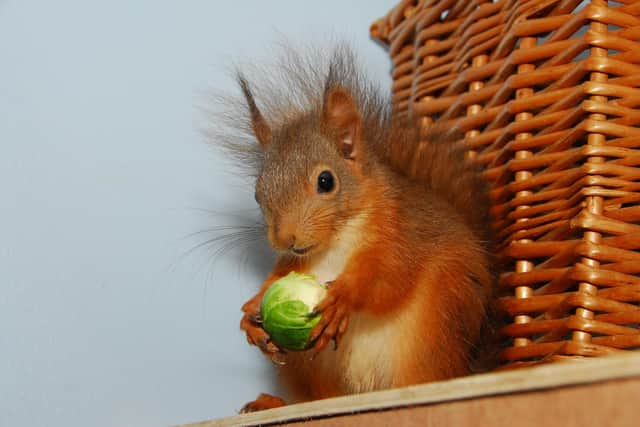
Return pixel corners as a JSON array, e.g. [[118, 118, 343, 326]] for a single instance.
[[287, 378, 640, 427], [179, 352, 640, 427]]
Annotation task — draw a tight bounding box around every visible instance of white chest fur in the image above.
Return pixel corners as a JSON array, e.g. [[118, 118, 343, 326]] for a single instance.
[[306, 215, 366, 284], [304, 215, 407, 393]]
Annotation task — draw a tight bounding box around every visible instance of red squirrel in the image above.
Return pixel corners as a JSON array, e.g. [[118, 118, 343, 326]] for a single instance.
[[215, 45, 494, 412]]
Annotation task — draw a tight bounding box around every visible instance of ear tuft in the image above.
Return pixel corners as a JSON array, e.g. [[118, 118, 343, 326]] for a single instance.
[[322, 87, 361, 160], [238, 75, 271, 148]]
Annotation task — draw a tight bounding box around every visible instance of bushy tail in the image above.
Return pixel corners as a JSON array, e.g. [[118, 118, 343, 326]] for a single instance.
[[380, 121, 492, 246]]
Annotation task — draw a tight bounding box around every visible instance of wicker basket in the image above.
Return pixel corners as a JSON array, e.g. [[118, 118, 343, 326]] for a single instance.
[[371, 0, 640, 369]]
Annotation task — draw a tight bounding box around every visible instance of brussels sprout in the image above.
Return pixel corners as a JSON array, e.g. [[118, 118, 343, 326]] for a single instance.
[[260, 272, 327, 351]]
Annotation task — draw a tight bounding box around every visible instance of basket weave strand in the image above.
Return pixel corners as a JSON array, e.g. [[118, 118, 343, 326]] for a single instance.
[[372, 0, 640, 368]]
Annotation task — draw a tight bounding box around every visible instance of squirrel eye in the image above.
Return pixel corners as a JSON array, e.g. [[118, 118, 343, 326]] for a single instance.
[[317, 170, 335, 194]]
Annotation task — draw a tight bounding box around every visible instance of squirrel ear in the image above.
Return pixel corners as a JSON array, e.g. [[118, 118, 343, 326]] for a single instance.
[[238, 75, 271, 148], [322, 87, 361, 160]]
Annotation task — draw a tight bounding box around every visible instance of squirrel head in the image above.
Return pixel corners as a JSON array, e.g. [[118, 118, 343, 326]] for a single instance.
[[239, 78, 369, 257]]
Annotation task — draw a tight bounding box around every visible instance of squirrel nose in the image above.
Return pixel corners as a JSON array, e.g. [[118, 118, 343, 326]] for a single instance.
[[274, 222, 296, 250]]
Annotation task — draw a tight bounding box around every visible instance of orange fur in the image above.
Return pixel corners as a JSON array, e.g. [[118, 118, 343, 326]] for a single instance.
[[279, 179, 489, 400]]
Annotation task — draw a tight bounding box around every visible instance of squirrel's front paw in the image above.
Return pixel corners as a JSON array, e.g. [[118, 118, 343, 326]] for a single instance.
[[308, 285, 350, 354], [240, 299, 286, 364]]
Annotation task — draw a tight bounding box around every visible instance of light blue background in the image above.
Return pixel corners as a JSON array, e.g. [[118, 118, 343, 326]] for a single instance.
[[0, 1, 394, 426]]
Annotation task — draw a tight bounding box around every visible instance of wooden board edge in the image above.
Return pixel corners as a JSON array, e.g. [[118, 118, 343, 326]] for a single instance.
[[179, 352, 640, 427]]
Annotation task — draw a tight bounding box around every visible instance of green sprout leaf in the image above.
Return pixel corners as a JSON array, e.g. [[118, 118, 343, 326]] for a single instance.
[[260, 272, 327, 351]]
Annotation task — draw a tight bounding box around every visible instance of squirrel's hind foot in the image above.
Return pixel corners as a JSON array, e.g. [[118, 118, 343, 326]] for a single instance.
[[240, 393, 287, 413]]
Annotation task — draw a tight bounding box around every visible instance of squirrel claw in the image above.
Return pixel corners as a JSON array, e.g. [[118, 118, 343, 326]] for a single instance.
[[240, 309, 286, 363], [248, 312, 263, 323], [270, 351, 287, 366], [311, 293, 336, 316], [309, 289, 350, 354]]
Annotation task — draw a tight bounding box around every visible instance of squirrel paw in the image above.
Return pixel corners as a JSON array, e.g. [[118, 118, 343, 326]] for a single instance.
[[309, 287, 350, 354], [240, 393, 287, 413], [240, 298, 287, 365]]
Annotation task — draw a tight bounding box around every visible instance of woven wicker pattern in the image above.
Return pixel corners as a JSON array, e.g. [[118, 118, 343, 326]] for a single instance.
[[372, 0, 640, 368]]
